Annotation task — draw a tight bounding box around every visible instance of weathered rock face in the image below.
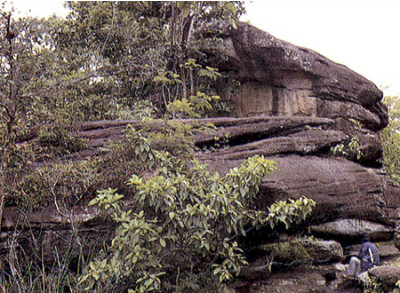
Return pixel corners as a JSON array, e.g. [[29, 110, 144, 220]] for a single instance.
[[310, 219, 394, 241], [2, 21, 399, 292], [369, 266, 400, 288], [212, 22, 387, 132], [9, 22, 393, 230], [1, 205, 112, 265], [197, 22, 397, 232], [199, 23, 399, 292], [257, 238, 344, 263]]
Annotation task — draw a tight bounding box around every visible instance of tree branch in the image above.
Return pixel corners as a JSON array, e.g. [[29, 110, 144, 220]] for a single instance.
[[0, 102, 12, 119]]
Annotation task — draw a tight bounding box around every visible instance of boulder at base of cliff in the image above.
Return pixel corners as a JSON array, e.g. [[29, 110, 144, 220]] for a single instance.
[[309, 219, 394, 242], [368, 266, 400, 292], [257, 238, 343, 264], [234, 267, 330, 293]]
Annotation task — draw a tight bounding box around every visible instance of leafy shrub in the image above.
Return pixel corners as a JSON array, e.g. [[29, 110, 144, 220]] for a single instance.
[[15, 159, 99, 209], [79, 132, 315, 292], [37, 125, 88, 157], [105, 100, 158, 120], [381, 95, 400, 182], [331, 135, 363, 160]]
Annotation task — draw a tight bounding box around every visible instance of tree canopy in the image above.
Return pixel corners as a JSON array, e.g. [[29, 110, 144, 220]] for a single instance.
[[7, 1, 399, 292], [0, 1, 245, 168], [381, 95, 400, 182]]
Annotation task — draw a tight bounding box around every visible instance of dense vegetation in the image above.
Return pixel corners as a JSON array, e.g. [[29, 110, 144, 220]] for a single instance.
[[1, 1, 398, 292], [381, 95, 400, 182], [0, 2, 320, 292], [0, 1, 242, 165], [0, 1, 243, 214]]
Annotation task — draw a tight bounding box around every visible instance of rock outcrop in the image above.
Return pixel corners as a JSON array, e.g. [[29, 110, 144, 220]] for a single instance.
[[200, 21, 396, 232], [212, 22, 387, 131], [310, 219, 394, 241], [369, 266, 400, 291], [2, 22, 399, 292]]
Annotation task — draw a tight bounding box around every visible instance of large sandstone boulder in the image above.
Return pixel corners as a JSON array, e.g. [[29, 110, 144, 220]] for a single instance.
[[210, 22, 387, 132], [2, 23, 399, 293], [199, 22, 398, 232], [310, 219, 394, 241], [369, 266, 400, 292], [257, 238, 344, 263], [203, 154, 395, 226]]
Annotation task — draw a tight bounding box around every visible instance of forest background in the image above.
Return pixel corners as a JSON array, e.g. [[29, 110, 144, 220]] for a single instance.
[[0, 1, 398, 292]]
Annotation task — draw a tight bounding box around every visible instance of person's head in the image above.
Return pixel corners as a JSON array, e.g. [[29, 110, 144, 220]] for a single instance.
[[361, 233, 370, 242]]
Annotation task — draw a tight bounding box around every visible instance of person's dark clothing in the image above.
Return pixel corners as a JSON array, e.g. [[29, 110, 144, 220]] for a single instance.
[[359, 241, 379, 270]]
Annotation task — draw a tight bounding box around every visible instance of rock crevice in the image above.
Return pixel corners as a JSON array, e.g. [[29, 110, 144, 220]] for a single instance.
[[3, 21, 400, 293]]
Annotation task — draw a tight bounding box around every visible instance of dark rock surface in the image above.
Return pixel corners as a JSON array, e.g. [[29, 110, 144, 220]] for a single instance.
[[369, 265, 400, 287], [213, 22, 387, 132], [234, 267, 329, 293], [257, 238, 344, 263], [310, 219, 394, 241], [204, 155, 395, 226], [1, 205, 112, 264], [2, 21, 400, 292]]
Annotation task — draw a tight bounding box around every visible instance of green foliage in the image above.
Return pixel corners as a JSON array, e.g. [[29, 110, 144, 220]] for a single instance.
[[205, 133, 231, 152], [364, 276, 383, 293], [259, 240, 311, 263], [331, 136, 363, 160], [106, 100, 158, 120], [265, 197, 316, 230], [122, 125, 155, 170], [37, 125, 88, 157], [168, 98, 199, 118], [189, 91, 221, 116], [79, 146, 314, 292], [348, 118, 364, 129], [138, 118, 197, 157], [381, 95, 400, 182], [154, 58, 223, 118], [15, 159, 98, 209], [0, 13, 57, 167], [9, 124, 157, 210], [137, 89, 220, 157], [56, 1, 243, 117], [0, 1, 243, 169]]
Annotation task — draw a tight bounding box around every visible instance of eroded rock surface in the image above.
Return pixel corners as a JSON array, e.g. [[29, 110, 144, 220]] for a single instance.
[[369, 266, 400, 288], [212, 22, 387, 132], [2, 21, 399, 292], [310, 219, 394, 241], [1, 205, 112, 264], [257, 238, 344, 263]]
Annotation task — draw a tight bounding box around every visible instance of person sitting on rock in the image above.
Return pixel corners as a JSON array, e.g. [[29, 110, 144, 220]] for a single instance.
[[347, 234, 380, 277]]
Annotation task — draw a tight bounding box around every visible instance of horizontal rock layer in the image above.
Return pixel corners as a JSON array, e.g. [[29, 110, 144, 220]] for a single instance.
[[211, 22, 388, 132], [15, 116, 398, 226], [3, 22, 398, 293]]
